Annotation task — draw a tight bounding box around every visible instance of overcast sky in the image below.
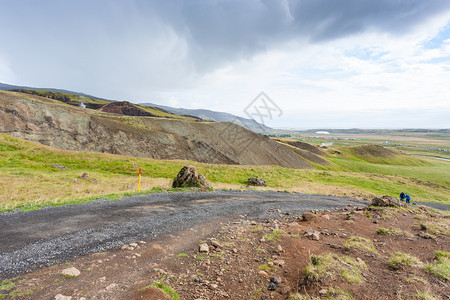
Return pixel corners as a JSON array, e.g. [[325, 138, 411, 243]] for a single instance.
[[1, 0, 450, 128]]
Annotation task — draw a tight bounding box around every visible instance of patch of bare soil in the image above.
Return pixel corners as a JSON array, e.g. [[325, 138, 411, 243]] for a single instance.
[[2, 205, 448, 300]]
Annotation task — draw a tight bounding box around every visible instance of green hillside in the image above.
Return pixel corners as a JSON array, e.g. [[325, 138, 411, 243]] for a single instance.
[[1, 134, 448, 212]]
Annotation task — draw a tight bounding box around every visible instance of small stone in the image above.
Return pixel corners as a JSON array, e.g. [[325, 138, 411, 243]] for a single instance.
[[139, 241, 146, 244], [72, 179, 79, 183], [121, 245, 129, 250], [302, 212, 316, 221], [232, 248, 238, 253], [267, 261, 274, 267], [260, 238, 266, 242], [55, 295, 72, 300], [61, 267, 80, 277], [129, 242, 138, 248], [199, 243, 209, 253], [273, 259, 285, 267], [275, 245, 283, 253], [319, 289, 327, 295], [80, 173, 89, 179], [270, 276, 282, 284], [312, 232, 320, 241], [267, 282, 277, 291], [321, 214, 330, 220], [259, 270, 269, 277], [211, 240, 222, 248], [51, 164, 67, 170], [210, 284, 218, 289], [106, 283, 118, 290]]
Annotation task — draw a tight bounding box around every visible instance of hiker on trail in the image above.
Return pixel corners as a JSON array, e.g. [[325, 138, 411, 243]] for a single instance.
[[405, 193, 411, 204], [400, 192, 405, 201]]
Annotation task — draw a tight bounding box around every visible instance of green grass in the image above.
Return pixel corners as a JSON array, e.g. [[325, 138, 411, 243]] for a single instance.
[[344, 236, 377, 253], [263, 229, 285, 242], [426, 250, 449, 280], [389, 252, 422, 270], [376, 228, 411, 236], [140, 282, 179, 300], [1, 133, 449, 211], [176, 253, 188, 258], [0, 277, 19, 292], [0, 277, 34, 299], [306, 253, 367, 284], [414, 291, 438, 299], [258, 264, 272, 271]]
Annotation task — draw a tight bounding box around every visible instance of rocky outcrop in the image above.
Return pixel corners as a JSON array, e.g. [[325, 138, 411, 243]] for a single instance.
[[247, 177, 267, 186], [98, 101, 156, 117], [172, 165, 211, 190], [371, 195, 406, 207]]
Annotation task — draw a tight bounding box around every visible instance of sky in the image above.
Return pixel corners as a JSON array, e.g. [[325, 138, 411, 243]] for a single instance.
[[1, 0, 450, 129]]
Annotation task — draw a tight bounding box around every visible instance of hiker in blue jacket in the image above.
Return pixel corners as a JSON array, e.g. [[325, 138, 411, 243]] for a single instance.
[[399, 192, 405, 201], [405, 193, 411, 204]]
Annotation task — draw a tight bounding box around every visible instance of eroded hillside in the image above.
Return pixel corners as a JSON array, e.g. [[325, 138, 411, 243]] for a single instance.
[[0, 90, 313, 168]]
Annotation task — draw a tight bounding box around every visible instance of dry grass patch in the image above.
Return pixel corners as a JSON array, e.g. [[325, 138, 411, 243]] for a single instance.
[[344, 236, 377, 253], [426, 250, 449, 280], [376, 227, 413, 237], [305, 253, 367, 284], [389, 252, 422, 270], [290, 287, 354, 300], [419, 220, 450, 236]]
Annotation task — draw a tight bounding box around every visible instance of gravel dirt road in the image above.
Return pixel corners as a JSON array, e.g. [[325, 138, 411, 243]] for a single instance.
[[0, 190, 444, 281]]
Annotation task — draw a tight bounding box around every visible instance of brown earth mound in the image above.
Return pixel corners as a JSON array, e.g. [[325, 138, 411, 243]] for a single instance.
[[280, 140, 326, 156], [98, 101, 156, 117], [352, 144, 397, 158]]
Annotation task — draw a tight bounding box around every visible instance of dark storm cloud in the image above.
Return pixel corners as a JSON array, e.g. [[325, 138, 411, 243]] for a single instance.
[[144, 0, 450, 70]]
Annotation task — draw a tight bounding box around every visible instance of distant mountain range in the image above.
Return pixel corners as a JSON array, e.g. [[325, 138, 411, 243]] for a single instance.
[[0, 82, 275, 133], [140, 103, 275, 133]]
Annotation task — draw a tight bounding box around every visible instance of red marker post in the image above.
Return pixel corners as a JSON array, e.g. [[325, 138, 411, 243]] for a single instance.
[[138, 168, 141, 192]]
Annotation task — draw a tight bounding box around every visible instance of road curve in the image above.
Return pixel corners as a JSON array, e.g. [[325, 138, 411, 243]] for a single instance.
[[0, 190, 439, 280]]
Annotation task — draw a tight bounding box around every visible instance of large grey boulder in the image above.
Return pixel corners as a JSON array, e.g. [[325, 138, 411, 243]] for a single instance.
[[172, 165, 212, 190]]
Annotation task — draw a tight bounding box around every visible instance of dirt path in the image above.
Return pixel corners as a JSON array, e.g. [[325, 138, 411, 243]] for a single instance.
[[1, 190, 447, 282], [0, 190, 369, 280]]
